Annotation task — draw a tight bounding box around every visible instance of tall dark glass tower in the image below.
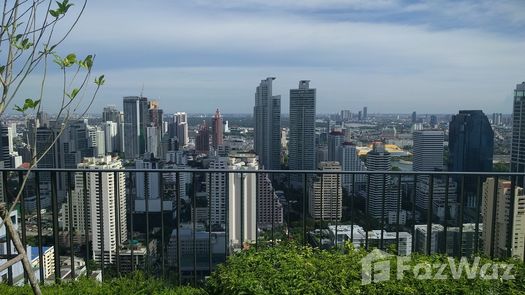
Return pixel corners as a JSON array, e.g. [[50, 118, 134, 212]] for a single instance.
[[511, 82, 525, 185], [254, 77, 281, 170], [448, 110, 494, 207], [123, 96, 149, 159], [448, 110, 493, 172]]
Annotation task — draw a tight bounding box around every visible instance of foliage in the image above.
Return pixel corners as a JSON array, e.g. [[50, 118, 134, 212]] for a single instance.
[[0, 272, 205, 295], [207, 244, 525, 295], [493, 162, 510, 172]]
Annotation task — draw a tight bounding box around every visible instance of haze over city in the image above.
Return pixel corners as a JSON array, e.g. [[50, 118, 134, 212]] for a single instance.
[[15, 0, 525, 114]]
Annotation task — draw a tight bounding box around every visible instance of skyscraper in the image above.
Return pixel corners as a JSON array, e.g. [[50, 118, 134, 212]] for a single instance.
[[212, 108, 224, 149], [413, 130, 444, 172], [340, 110, 351, 122], [511, 82, 525, 185], [0, 124, 13, 167], [309, 161, 342, 221], [411, 111, 417, 123], [289, 80, 316, 182], [363, 107, 368, 120], [74, 156, 127, 263], [482, 178, 525, 261], [449, 110, 494, 206], [208, 156, 228, 227], [173, 112, 189, 147], [254, 77, 281, 170], [103, 105, 124, 154], [449, 110, 493, 172], [366, 142, 396, 219], [195, 120, 210, 154], [337, 142, 366, 190], [123, 96, 149, 159], [327, 130, 344, 162]]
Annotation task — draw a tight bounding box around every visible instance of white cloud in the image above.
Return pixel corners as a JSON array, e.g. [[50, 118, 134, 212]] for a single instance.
[[27, 0, 525, 114]]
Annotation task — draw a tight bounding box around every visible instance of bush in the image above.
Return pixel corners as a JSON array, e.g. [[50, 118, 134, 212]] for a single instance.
[[207, 244, 525, 294], [0, 272, 206, 295]]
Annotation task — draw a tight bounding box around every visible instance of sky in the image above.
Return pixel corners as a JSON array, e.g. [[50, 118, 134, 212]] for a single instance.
[[15, 0, 525, 114]]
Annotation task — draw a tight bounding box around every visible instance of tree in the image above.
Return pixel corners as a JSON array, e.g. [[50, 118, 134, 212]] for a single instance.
[[0, 1, 104, 294]]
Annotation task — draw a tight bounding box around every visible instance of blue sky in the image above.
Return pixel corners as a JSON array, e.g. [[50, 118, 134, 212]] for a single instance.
[[19, 0, 525, 114]]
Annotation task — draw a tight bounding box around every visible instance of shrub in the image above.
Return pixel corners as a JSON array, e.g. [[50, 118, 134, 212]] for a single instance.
[[0, 272, 206, 295], [207, 244, 525, 294]]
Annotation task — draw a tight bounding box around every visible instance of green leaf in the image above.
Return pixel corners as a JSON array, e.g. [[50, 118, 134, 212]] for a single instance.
[[66, 53, 76, 65], [95, 75, 105, 86], [0, 66, 4, 75], [49, 9, 59, 18], [69, 88, 80, 99], [83, 55, 93, 70]]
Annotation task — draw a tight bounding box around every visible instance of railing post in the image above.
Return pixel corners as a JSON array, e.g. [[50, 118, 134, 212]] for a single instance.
[[35, 171, 44, 282], [458, 175, 465, 257], [380, 173, 386, 250], [396, 174, 402, 255], [82, 172, 90, 275], [114, 172, 121, 276], [443, 175, 449, 254], [17, 171, 28, 283], [175, 171, 181, 285], [426, 174, 434, 256], [474, 176, 481, 254], [159, 172, 165, 279], [144, 171, 150, 274], [97, 172, 104, 280], [67, 171, 75, 279], [303, 173, 307, 246], [51, 172, 61, 283], [192, 172, 197, 286]]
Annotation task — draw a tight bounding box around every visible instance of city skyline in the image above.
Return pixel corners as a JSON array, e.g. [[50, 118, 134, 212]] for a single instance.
[[9, 0, 525, 115]]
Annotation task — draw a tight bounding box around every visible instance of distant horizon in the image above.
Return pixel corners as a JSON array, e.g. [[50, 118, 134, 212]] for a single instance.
[[9, 0, 525, 114]]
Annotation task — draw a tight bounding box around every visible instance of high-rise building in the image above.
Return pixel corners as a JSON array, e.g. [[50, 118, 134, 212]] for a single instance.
[[337, 142, 366, 191], [411, 111, 417, 123], [449, 110, 494, 206], [492, 113, 503, 126], [449, 110, 493, 172], [327, 130, 344, 162], [71, 156, 127, 263], [212, 108, 224, 149], [208, 157, 228, 227], [103, 121, 119, 154], [134, 159, 172, 214], [363, 107, 368, 120], [195, 121, 210, 154], [0, 124, 13, 167], [123, 96, 149, 159], [146, 126, 160, 158], [511, 82, 525, 185], [103, 106, 124, 154], [482, 178, 525, 261], [412, 130, 444, 172], [256, 172, 283, 228], [173, 112, 189, 147], [340, 110, 351, 122], [254, 77, 281, 170], [289, 80, 316, 185], [430, 115, 438, 127], [228, 153, 258, 247], [309, 161, 342, 221], [366, 142, 397, 219]]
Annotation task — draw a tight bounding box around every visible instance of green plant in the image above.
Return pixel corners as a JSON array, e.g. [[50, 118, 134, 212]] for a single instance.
[[0, 273, 206, 295], [207, 244, 525, 295]]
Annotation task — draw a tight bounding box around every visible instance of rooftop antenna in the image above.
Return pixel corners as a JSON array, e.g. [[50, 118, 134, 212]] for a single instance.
[[140, 83, 144, 98]]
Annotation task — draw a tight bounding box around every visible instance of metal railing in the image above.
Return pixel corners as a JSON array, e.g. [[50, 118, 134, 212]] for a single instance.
[[0, 168, 523, 285]]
